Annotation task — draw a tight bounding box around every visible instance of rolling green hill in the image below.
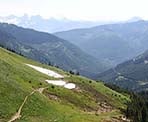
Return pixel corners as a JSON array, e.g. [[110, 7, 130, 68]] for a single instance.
[[0, 47, 129, 122]]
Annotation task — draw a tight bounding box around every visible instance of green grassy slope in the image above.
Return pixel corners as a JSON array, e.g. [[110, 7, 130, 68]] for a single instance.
[[0, 47, 129, 122]]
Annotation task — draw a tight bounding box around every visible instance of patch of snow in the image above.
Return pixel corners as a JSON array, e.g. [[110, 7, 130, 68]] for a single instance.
[[137, 81, 148, 85], [25, 64, 64, 78], [115, 75, 127, 81], [64, 83, 76, 89], [132, 58, 136, 62], [117, 72, 121, 75], [144, 60, 148, 64], [46, 80, 66, 86], [45, 80, 76, 89], [25, 64, 76, 89], [133, 55, 143, 62], [0, 17, 19, 25]]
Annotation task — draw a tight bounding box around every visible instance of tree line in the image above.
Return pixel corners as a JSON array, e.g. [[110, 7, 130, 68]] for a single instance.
[[104, 83, 148, 122], [125, 91, 148, 122]]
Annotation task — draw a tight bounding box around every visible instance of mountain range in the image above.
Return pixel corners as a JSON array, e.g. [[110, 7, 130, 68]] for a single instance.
[[0, 15, 142, 33], [55, 20, 148, 67], [1, 14, 148, 121], [55, 20, 148, 91], [0, 23, 108, 78], [1, 19, 148, 92], [0, 14, 117, 33]]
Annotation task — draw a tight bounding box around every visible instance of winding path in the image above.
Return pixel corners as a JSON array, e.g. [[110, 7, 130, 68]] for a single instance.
[[8, 87, 47, 122], [8, 64, 74, 122]]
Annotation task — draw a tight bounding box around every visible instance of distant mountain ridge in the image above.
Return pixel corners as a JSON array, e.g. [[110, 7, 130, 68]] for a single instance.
[[55, 20, 148, 67], [0, 15, 143, 33], [0, 22, 108, 78], [0, 14, 116, 33], [126, 16, 143, 23]]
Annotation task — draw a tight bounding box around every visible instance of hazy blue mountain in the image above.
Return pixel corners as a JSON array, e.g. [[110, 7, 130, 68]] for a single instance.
[[0, 14, 116, 33], [126, 16, 143, 23], [97, 50, 148, 92], [0, 23, 108, 78], [55, 20, 148, 67]]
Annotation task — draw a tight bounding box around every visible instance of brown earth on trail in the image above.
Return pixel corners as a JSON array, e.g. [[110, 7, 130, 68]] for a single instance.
[[8, 87, 48, 122], [96, 102, 113, 114]]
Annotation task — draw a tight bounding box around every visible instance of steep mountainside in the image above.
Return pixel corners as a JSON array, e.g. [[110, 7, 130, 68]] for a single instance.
[[0, 47, 129, 122], [55, 20, 148, 66], [97, 50, 148, 92], [0, 23, 108, 78], [0, 30, 49, 63]]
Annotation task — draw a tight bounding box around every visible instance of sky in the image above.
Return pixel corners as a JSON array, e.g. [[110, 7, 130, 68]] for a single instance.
[[0, 0, 148, 21]]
